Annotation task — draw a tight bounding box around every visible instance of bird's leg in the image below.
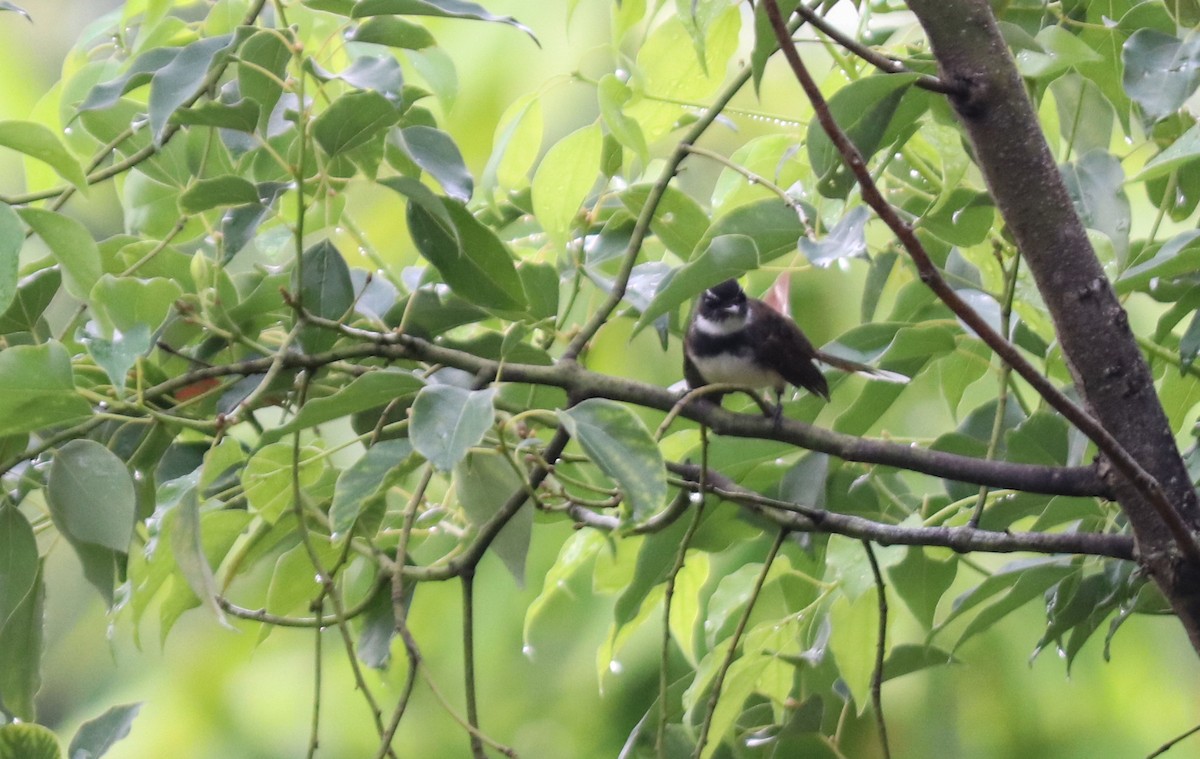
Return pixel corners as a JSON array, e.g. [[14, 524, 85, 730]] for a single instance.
[[771, 388, 784, 428]]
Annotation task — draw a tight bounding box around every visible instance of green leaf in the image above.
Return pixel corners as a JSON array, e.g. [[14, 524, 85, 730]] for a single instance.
[[78, 47, 182, 114], [351, 16, 436, 49], [918, 190, 995, 247], [455, 449, 532, 585], [0, 342, 91, 436], [1132, 122, 1200, 182], [1005, 410, 1069, 466], [704, 198, 808, 261], [242, 442, 326, 523], [941, 558, 1074, 649], [1061, 150, 1130, 264], [357, 580, 400, 669], [264, 370, 424, 444], [297, 240, 354, 352], [178, 176, 260, 213], [937, 339, 991, 419], [403, 191, 528, 312], [90, 275, 183, 334], [698, 654, 770, 759], [632, 234, 758, 333], [531, 123, 602, 249], [237, 29, 291, 132], [393, 125, 473, 201], [0, 203, 20, 316], [0, 267, 59, 335], [0, 558, 42, 722], [613, 515, 695, 630], [148, 33, 239, 143], [409, 385, 495, 471], [597, 73, 649, 168], [171, 485, 229, 627], [1122, 29, 1200, 122], [67, 703, 142, 759], [313, 91, 400, 157], [311, 55, 405, 101], [201, 436, 245, 491], [1050, 74, 1115, 158], [1014, 25, 1101, 79], [0, 121, 87, 192], [807, 74, 919, 199], [557, 399, 667, 521], [350, 0, 537, 43], [619, 184, 709, 259], [1115, 230, 1200, 294], [0, 723, 59, 759], [331, 439, 412, 536], [170, 99, 261, 132], [47, 440, 136, 554], [19, 208, 102, 300], [483, 93, 542, 191], [882, 644, 957, 682], [82, 323, 153, 392], [887, 548, 957, 630], [523, 530, 605, 650], [828, 589, 881, 714], [627, 9, 740, 141], [0, 502, 37, 636]]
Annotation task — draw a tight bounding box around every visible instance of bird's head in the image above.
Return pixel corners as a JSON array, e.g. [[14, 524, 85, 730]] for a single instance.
[[699, 279, 748, 321]]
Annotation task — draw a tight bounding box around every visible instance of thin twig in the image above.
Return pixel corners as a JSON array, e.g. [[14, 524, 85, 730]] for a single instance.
[[862, 541, 892, 759], [667, 462, 1133, 560], [657, 495, 706, 751], [970, 252, 1020, 528], [791, 3, 957, 94], [1146, 723, 1200, 758], [462, 572, 486, 759], [307, 601, 323, 759], [693, 529, 788, 759]]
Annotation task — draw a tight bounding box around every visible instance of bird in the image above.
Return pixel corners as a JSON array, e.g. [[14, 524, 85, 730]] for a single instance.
[[683, 278, 902, 417]]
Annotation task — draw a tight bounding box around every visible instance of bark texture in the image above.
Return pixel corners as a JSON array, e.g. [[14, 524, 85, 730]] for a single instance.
[[905, 0, 1200, 651]]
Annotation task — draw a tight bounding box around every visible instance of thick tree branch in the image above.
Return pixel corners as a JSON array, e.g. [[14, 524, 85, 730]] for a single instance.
[[898, 0, 1200, 653], [144, 321, 1108, 498]]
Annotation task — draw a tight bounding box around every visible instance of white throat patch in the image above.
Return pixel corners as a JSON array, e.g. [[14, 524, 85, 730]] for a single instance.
[[693, 310, 749, 336]]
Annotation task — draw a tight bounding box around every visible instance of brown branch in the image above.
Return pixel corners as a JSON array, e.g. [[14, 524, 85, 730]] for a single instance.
[[790, 3, 957, 94], [862, 541, 892, 759], [144, 317, 1109, 500], [667, 463, 1134, 560], [762, 0, 1200, 568]]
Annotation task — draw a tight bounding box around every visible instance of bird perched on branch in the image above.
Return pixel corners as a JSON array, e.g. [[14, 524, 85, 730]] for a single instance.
[[683, 278, 905, 417]]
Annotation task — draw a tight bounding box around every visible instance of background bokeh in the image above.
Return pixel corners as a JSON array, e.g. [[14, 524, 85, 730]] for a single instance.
[[7, 2, 1200, 757]]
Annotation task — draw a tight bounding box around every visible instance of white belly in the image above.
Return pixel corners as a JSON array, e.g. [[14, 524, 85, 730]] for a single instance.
[[691, 352, 782, 389]]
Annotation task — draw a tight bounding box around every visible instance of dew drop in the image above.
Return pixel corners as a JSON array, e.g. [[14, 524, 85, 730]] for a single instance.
[[522, 644, 536, 659], [609, 660, 624, 674]]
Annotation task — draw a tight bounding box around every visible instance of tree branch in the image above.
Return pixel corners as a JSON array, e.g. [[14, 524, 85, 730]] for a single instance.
[[898, 0, 1200, 651], [144, 318, 1109, 499], [667, 463, 1134, 560], [790, 3, 956, 94], [763, 1, 1200, 570]]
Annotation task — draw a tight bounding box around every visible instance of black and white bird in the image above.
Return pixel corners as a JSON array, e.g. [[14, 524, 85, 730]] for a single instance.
[[683, 279, 904, 414]]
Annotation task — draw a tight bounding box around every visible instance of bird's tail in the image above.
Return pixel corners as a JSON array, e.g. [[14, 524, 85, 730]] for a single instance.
[[814, 350, 910, 384]]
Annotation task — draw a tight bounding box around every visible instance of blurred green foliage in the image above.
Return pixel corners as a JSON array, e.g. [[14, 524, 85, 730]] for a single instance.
[[0, 1, 1196, 758]]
